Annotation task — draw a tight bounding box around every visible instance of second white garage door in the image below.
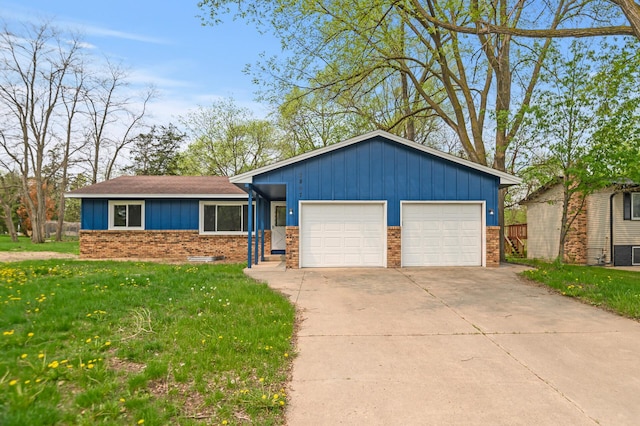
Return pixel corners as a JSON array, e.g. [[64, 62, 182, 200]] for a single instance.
[[402, 202, 483, 267], [300, 202, 386, 267]]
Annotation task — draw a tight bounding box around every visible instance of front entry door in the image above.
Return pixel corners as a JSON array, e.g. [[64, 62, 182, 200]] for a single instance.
[[271, 202, 287, 252]]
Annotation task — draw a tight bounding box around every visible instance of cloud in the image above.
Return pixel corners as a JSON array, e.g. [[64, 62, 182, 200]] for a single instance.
[[78, 25, 170, 45], [3, 3, 169, 46]]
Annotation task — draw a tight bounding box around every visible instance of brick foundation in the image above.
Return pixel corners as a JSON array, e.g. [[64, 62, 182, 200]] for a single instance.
[[486, 226, 500, 267], [285, 226, 299, 269], [387, 226, 401, 268], [79, 230, 248, 262]]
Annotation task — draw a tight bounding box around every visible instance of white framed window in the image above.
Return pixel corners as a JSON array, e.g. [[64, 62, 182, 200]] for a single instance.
[[199, 201, 255, 234], [632, 193, 640, 220], [633, 247, 640, 266], [108, 200, 145, 230]]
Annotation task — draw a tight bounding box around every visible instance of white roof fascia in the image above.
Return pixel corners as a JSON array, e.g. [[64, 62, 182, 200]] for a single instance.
[[64, 193, 248, 199], [230, 130, 522, 186]]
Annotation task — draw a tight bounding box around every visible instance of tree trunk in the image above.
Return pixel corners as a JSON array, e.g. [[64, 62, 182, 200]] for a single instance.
[[557, 181, 571, 262], [612, 0, 640, 39], [1, 202, 18, 242]]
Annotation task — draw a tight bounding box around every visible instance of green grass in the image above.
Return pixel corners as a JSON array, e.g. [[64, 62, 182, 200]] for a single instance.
[[520, 260, 640, 319], [0, 260, 296, 425], [0, 235, 79, 254]]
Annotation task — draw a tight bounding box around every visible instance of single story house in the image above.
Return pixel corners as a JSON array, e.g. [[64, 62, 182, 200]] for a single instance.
[[68, 130, 521, 268], [523, 181, 640, 266], [66, 175, 252, 261]]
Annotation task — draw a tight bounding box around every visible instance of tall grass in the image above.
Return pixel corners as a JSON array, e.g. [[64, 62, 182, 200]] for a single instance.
[[0, 261, 295, 425]]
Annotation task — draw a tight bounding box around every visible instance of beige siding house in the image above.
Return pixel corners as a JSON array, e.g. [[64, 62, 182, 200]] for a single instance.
[[524, 183, 640, 266]]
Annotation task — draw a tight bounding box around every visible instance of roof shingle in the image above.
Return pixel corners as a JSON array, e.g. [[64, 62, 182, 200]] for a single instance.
[[66, 176, 246, 197]]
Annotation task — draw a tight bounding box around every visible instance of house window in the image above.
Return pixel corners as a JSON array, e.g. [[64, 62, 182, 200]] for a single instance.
[[109, 201, 144, 230], [633, 193, 640, 220], [200, 202, 255, 234], [633, 247, 640, 266], [275, 205, 287, 227]]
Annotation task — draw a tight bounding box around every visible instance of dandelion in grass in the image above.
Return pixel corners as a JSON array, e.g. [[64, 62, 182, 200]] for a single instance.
[[3, 329, 14, 336], [9, 379, 17, 386], [137, 420, 145, 425], [20, 353, 27, 359], [48, 360, 59, 368]]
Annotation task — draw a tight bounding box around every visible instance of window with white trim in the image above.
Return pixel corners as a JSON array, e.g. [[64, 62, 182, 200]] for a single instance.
[[200, 202, 255, 234], [108, 201, 144, 230], [633, 193, 640, 220]]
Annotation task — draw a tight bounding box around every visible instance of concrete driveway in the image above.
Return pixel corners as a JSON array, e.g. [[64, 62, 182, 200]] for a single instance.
[[246, 264, 640, 425]]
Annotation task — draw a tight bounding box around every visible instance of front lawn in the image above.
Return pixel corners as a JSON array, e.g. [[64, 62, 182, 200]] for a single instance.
[[0, 235, 79, 254], [521, 261, 640, 319], [0, 260, 295, 425]]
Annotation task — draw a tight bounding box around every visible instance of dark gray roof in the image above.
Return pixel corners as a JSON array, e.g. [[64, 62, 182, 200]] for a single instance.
[[66, 176, 247, 198]]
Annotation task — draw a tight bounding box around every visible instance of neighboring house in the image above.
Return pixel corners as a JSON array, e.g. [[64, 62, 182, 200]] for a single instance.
[[68, 130, 521, 268], [523, 181, 640, 266]]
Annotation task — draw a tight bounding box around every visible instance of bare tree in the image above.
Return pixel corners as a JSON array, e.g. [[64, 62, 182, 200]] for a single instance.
[[54, 62, 88, 241], [83, 61, 154, 183], [0, 170, 21, 241], [0, 21, 83, 243]]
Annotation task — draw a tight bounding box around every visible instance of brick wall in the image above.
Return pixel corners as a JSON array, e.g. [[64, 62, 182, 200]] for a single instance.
[[486, 226, 500, 267], [563, 192, 588, 264], [285, 226, 299, 269], [79, 230, 248, 262], [387, 226, 401, 268], [262, 230, 272, 257]]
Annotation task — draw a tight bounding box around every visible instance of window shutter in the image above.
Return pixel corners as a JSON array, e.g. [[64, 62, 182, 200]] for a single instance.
[[623, 193, 631, 220]]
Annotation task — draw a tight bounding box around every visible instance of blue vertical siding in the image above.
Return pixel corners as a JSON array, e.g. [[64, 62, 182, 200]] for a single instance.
[[81, 199, 108, 230], [254, 136, 500, 226], [146, 199, 199, 230], [80, 198, 250, 230]]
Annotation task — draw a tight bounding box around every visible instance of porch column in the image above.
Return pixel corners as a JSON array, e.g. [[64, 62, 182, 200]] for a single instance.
[[259, 197, 265, 261], [246, 185, 253, 268], [254, 195, 259, 265]]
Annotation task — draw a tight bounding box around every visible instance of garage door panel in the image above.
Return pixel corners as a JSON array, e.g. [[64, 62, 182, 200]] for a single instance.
[[402, 203, 482, 267], [301, 203, 385, 267]]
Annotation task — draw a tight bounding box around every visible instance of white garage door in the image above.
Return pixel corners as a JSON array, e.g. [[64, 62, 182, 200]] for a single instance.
[[402, 203, 483, 266], [300, 202, 386, 267]]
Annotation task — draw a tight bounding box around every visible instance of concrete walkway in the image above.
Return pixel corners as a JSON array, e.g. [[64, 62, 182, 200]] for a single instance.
[[246, 264, 640, 425]]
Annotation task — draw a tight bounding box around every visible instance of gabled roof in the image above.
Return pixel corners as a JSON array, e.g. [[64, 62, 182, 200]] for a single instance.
[[66, 175, 246, 199], [230, 130, 521, 187]]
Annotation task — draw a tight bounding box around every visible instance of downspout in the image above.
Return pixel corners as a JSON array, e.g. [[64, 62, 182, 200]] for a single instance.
[[609, 192, 615, 265]]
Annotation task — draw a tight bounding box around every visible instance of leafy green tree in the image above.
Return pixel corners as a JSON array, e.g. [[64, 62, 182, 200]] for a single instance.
[[124, 124, 185, 176], [586, 41, 640, 185], [199, 0, 591, 260], [525, 41, 640, 261], [178, 98, 276, 176]]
